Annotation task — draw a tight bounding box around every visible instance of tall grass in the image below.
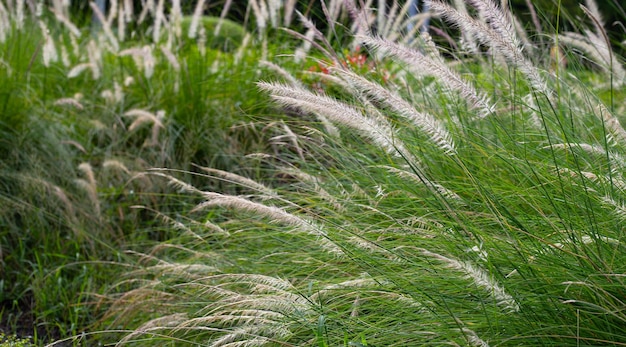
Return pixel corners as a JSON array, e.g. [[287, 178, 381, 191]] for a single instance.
[[0, 0, 280, 343], [99, 0, 626, 346]]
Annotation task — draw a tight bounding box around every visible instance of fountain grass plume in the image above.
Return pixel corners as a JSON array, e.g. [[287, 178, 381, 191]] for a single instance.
[[358, 34, 495, 118], [427, 0, 549, 94], [330, 66, 457, 154]]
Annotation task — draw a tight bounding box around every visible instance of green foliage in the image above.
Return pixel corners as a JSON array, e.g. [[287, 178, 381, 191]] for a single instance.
[[0, 5, 270, 345], [1, 0, 626, 346], [0, 333, 34, 347], [97, 1, 626, 346], [179, 16, 247, 52]]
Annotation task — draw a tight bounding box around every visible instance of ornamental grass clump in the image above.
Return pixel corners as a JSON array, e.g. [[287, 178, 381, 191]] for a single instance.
[[0, 0, 285, 341], [99, 0, 625, 345]]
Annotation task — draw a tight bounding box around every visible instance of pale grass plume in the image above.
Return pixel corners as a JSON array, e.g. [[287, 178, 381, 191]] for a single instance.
[[15, 0, 24, 29], [138, 243, 224, 268], [187, 191, 343, 255], [138, 263, 220, 280], [419, 248, 519, 312], [52, 185, 76, 223], [124, 76, 134, 86], [512, 13, 534, 54], [358, 35, 494, 118], [103, 159, 131, 177], [104, 286, 179, 330], [324, 0, 344, 26], [342, 0, 374, 40], [376, 0, 386, 37], [580, 235, 621, 246], [543, 142, 626, 167], [190, 193, 321, 234], [332, 67, 457, 154], [124, 109, 163, 131], [78, 162, 96, 194], [205, 274, 297, 293], [277, 165, 345, 213], [87, 39, 102, 79], [521, 93, 543, 129], [60, 43, 70, 67], [268, 77, 340, 137], [258, 82, 458, 200], [182, 310, 286, 328], [457, 325, 490, 347], [207, 326, 286, 347], [169, 0, 182, 39], [310, 276, 425, 310], [259, 60, 304, 88], [378, 0, 413, 42], [602, 196, 626, 221], [427, 0, 548, 94], [39, 21, 57, 67], [292, 11, 338, 64], [266, 0, 282, 28], [556, 167, 626, 192], [293, 28, 316, 63], [143, 170, 205, 196], [346, 236, 400, 261], [119, 313, 188, 344], [381, 166, 463, 201], [283, 0, 297, 26], [123, 108, 165, 146], [188, 0, 206, 39], [210, 49, 221, 72], [268, 122, 305, 160], [0, 2, 8, 43], [123, 0, 133, 22], [76, 162, 101, 218], [137, 203, 231, 238], [100, 81, 124, 104], [259, 0, 270, 29], [466, 0, 518, 52], [137, 0, 155, 24], [249, 0, 266, 35], [119, 45, 155, 79], [552, 232, 620, 250], [400, 14, 432, 48], [160, 45, 180, 72], [106, 0, 118, 27], [559, 28, 626, 85], [118, 3, 127, 40], [49, 4, 81, 38], [54, 97, 84, 110], [257, 81, 416, 163], [196, 165, 278, 198], [151, 0, 165, 43], [452, 0, 479, 54], [584, 0, 604, 32], [89, 1, 119, 52], [215, 0, 233, 37], [61, 140, 86, 154], [142, 45, 155, 79]]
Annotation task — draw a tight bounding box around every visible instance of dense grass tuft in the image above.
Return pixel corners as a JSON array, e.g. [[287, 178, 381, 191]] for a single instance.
[[1, 0, 625, 346], [98, 0, 626, 346]]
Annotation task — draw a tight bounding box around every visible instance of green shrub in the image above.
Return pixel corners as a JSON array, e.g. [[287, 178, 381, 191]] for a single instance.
[[179, 16, 247, 52]]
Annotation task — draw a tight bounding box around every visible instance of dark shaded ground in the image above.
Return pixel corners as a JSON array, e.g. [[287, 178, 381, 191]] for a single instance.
[[0, 299, 68, 346]]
